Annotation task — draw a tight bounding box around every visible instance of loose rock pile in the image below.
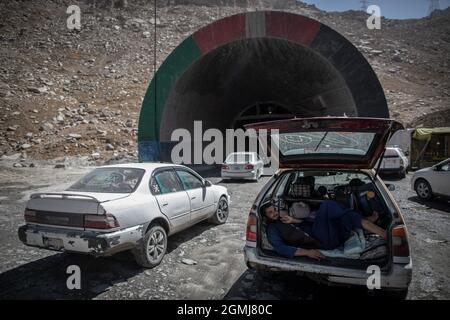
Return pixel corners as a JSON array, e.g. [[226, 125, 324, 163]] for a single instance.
[[0, 0, 449, 164]]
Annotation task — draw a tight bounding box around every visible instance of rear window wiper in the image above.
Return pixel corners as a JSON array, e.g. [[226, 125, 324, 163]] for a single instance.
[[314, 131, 329, 151]]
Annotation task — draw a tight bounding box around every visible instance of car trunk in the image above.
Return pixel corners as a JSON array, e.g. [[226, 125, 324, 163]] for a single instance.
[[256, 169, 393, 270], [26, 192, 129, 229], [245, 117, 404, 169]]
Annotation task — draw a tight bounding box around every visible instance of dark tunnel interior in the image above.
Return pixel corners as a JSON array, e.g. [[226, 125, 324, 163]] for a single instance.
[[160, 37, 357, 142]]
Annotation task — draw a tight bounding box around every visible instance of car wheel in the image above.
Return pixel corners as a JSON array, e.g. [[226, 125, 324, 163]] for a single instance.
[[132, 223, 167, 268], [399, 170, 406, 179], [415, 179, 433, 200], [208, 196, 229, 225]]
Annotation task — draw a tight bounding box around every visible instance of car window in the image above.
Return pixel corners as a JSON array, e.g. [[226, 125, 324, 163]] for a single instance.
[[152, 170, 183, 194], [440, 164, 450, 172], [68, 168, 144, 193], [274, 173, 291, 198], [176, 170, 203, 190], [384, 149, 399, 157], [225, 153, 252, 163]]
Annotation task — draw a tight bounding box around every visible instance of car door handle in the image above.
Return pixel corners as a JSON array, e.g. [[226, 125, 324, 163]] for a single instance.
[[161, 203, 168, 207], [191, 196, 196, 200]]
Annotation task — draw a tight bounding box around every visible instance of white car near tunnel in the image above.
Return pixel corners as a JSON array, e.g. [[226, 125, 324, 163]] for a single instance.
[[18, 163, 229, 268], [221, 152, 264, 181]]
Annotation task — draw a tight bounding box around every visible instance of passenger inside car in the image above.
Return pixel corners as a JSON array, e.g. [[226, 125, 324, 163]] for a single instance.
[[263, 200, 385, 260], [261, 171, 391, 261]]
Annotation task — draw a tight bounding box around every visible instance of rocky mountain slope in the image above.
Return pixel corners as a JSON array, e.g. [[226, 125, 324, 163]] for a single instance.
[[0, 0, 449, 165]]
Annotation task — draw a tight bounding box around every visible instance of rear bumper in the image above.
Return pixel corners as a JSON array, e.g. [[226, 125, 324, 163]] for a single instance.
[[18, 224, 143, 256], [244, 246, 412, 290], [221, 171, 257, 179]]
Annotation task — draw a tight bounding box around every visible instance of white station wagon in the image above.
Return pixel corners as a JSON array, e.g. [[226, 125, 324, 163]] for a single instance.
[[18, 163, 229, 268], [243, 117, 412, 299]]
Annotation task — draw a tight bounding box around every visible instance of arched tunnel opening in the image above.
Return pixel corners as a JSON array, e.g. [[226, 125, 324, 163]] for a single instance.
[[138, 11, 389, 163], [161, 37, 356, 138]]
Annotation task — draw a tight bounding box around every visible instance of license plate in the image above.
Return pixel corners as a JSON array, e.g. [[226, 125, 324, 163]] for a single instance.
[[233, 166, 240, 170], [43, 237, 64, 250]]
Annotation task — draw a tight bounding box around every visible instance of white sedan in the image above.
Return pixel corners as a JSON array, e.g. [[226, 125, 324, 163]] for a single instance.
[[221, 152, 264, 181], [18, 163, 229, 268], [412, 158, 450, 200]]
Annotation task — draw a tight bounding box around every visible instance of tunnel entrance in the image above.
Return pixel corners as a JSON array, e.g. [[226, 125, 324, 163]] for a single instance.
[[138, 11, 389, 162], [160, 37, 356, 143], [232, 102, 294, 130]]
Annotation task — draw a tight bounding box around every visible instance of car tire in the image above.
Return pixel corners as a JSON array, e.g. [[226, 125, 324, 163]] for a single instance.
[[399, 170, 406, 179], [208, 196, 229, 225], [132, 223, 167, 268], [415, 179, 433, 200]]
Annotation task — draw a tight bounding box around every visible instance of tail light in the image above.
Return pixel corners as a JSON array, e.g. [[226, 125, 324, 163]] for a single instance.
[[84, 214, 119, 230], [222, 165, 229, 170], [392, 225, 410, 257], [246, 212, 257, 242], [245, 164, 254, 170], [24, 209, 37, 223]]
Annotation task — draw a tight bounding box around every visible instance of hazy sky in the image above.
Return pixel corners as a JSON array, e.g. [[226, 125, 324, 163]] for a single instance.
[[300, 0, 450, 19]]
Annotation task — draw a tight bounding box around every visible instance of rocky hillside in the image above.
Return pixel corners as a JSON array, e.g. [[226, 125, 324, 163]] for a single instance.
[[0, 0, 449, 165]]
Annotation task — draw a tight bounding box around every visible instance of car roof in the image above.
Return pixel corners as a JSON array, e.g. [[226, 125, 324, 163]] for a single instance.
[[99, 162, 183, 171]]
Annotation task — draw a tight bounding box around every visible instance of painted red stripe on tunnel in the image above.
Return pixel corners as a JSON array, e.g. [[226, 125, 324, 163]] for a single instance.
[[265, 11, 321, 47], [193, 14, 246, 54]]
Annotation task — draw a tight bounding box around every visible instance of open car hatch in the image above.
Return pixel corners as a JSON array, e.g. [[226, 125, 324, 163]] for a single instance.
[[244, 117, 404, 169]]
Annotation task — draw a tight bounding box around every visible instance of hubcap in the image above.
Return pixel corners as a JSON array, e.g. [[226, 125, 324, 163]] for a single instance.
[[417, 182, 429, 198], [147, 230, 166, 263], [217, 199, 229, 222]]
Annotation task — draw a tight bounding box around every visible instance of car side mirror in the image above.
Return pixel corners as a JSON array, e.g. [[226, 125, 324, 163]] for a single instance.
[[204, 180, 212, 187], [433, 166, 439, 171], [386, 184, 395, 191]]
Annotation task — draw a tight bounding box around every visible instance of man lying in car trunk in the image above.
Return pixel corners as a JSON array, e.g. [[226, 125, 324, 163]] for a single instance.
[[263, 200, 386, 260]]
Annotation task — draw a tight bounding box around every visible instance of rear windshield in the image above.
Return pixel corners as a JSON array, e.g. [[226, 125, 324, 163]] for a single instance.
[[67, 168, 145, 193], [225, 153, 254, 163], [384, 149, 400, 157], [275, 131, 375, 157]]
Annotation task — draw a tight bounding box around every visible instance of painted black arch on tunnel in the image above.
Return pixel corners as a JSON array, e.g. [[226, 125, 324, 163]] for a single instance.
[[138, 11, 389, 162]]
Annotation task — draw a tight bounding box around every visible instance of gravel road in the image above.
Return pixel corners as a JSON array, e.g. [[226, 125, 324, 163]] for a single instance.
[[0, 163, 448, 299]]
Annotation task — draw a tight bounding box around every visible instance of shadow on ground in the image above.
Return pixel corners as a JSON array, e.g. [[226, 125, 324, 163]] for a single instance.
[[0, 221, 217, 299], [0, 251, 141, 299], [224, 269, 396, 300], [408, 196, 450, 214]]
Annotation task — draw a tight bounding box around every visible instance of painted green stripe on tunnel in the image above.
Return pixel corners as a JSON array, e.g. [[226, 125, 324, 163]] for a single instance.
[[138, 35, 202, 142]]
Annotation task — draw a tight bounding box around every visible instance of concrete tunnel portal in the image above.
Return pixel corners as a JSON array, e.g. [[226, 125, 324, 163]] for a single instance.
[[138, 11, 389, 162]]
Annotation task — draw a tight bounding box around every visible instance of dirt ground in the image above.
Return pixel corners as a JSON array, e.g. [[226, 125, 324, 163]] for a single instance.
[[0, 163, 448, 300]]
